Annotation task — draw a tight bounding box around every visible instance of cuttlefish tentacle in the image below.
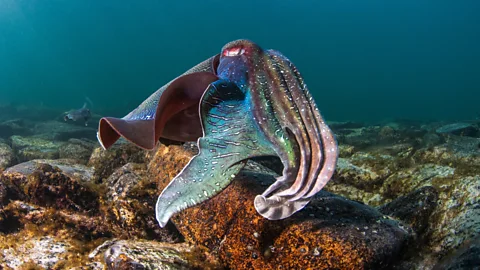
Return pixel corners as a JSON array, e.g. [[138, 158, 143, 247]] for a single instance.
[[209, 40, 338, 220], [258, 50, 315, 200], [268, 50, 338, 199], [252, 49, 338, 219], [266, 50, 333, 201], [155, 79, 277, 227], [97, 55, 220, 150], [246, 48, 317, 219]]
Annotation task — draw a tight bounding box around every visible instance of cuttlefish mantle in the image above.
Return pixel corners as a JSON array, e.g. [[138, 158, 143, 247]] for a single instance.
[[97, 39, 338, 228]]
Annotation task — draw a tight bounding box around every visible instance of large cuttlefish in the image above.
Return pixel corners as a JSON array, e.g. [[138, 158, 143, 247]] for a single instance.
[[97, 40, 338, 227]]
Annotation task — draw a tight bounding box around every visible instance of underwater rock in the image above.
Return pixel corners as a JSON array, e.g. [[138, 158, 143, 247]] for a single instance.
[[103, 162, 181, 241], [422, 132, 443, 148], [0, 142, 15, 169], [0, 119, 32, 139], [59, 138, 96, 164], [0, 199, 113, 244], [334, 122, 429, 151], [413, 136, 480, 174], [435, 122, 478, 137], [33, 120, 97, 141], [379, 186, 438, 235], [88, 142, 146, 183], [326, 151, 402, 206], [328, 121, 365, 130], [96, 240, 220, 270], [2, 159, 99, 212], [335, 125, 407, 149], [381, 164, 455, 200], [338, 144, 356, 158], [427, 175, 480, 256], [335, 126, 376, 148], [0, 181, 7, 207], [300, 127, 480, 268], [378, 125, 398, 141], [349, 151, 398, 179], [1, 236, 72, 269], [10, 135, 63, 162], [5, 158, 94, 183], [335, 157, 382, 189], [432, 235, 480, 270], [70, 262, 104, 270], [148, 144, 412, 269], [342, 150, 479, 267], [0, 201, 110, 268]]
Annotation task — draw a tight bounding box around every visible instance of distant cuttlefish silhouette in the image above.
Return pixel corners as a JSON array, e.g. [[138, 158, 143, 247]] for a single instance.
[[64, 97, 93, 126]]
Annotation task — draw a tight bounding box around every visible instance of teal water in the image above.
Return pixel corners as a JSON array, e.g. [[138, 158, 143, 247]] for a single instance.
[[0, 0, 478, 122]]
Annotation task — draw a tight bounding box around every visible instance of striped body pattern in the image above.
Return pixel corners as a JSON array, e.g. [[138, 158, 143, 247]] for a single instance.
[[155, 40, 338, 226]]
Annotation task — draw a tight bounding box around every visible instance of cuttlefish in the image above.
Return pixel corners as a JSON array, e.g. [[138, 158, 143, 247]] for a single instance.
[[97, 40, 338, 227], [64, 102, 92, 126]]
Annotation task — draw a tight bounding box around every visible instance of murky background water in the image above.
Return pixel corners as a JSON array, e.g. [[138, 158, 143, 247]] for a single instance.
[[0, 0, 478, 122]]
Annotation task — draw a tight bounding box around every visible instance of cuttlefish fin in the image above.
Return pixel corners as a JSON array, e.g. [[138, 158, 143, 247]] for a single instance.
[[155, 79, 276, 227], [98, 117, 154, 149], [97, 55, 220, 150], [97, 71, 218, 150]]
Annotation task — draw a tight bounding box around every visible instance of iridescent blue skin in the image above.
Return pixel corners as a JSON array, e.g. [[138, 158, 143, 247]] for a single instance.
[[154, 40, 338, 227]]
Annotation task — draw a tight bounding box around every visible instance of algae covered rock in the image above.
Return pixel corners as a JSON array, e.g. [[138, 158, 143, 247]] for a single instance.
[[4, 158, 94, 183], [0, 142, 15, 169], [0, 157, 180, 269], [435, 122, 478, 137], [320, 124, 480, 268], [413, 136, 480, 173], [10, 135, 63, 162], [379, 186, 438, 235], [432, 235, 480, 270], [59, 138, 96, 164], [94, 240, 221, 270], [335, 157, 383, 189], [1, 119, 478, 269], [1, 236, 72, 269], [2, 159, 99, 212], [326, 152, 399, 206], [88, 142, 146, 183], [102, 162, 182, 241], [0, 200, 109, 268], [148, 144, 412, 269], [336, 126, 376, 148]]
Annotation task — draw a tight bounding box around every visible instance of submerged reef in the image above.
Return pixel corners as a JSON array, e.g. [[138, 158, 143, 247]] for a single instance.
[[0, 103, 480, 270], [0, 102, 480, 269]]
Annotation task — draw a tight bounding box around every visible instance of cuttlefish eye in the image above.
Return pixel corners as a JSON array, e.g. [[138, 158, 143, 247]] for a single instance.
[[223, 46, 245, 57]]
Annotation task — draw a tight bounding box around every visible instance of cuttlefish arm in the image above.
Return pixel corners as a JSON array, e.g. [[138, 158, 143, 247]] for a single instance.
[[252, 48, 338, 219], [155, 79, 277, 227], [97, 55, 220, 150], [155, 40, 338, 227]]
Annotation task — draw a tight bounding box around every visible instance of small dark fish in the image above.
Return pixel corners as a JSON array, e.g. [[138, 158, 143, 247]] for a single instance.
[[64, 103, 91, 126]]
